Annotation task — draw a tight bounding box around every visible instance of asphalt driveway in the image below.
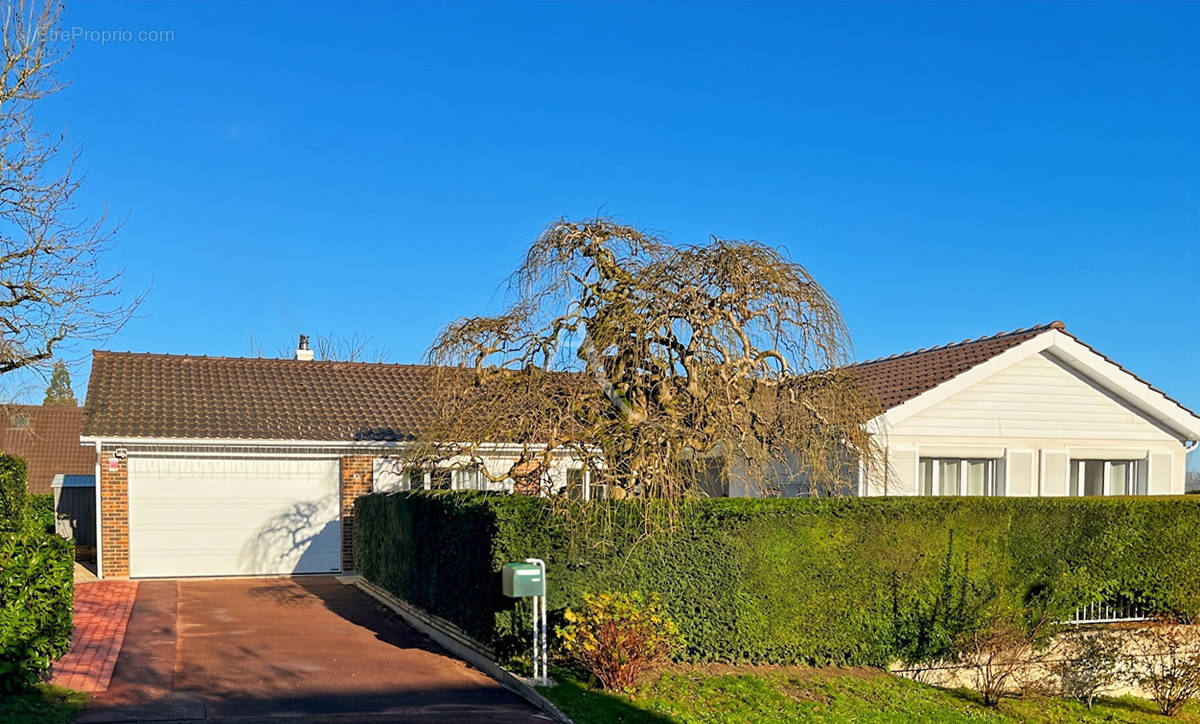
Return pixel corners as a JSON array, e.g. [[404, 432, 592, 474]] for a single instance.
[[81, 577, 546, 722]]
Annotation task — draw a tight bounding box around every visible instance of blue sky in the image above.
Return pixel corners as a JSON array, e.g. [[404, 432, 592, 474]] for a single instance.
[[16, 2, 1200, 465]]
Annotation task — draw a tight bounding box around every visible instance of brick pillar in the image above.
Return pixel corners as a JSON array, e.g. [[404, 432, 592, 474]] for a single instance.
[[340, 456, 374, 571], [99, 448, 129, 579]]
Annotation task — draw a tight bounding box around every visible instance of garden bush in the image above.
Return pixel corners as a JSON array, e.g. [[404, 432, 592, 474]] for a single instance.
[[0, 454, 28, 530], [354, 493, 1200, 666], [0, 529, 74, 692], [26, 494, 56, 535], [558, 591, 682, 691]]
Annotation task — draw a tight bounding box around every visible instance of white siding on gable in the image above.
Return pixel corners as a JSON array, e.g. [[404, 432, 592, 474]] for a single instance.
[[896, 352, 1176, 441]]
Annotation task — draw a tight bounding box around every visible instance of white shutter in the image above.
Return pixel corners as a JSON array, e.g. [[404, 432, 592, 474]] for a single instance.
[[1040, 450, 1070, 497], [1148, 453, 1173, 495], [887, 448, 919, 496], [1136, 455, 1150, 495], [1005, 450, 1036, 497]]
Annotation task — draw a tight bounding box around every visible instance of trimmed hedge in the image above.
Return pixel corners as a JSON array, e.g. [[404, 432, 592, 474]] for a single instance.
[[354, 494, 1200, 666]]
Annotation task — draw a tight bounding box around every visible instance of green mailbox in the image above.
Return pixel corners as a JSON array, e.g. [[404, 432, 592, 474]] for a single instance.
[[502, 562, 545, 598]]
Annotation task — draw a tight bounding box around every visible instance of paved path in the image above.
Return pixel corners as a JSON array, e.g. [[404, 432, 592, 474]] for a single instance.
[[49, 581, 139, 692], [81, 577, 545, 722]]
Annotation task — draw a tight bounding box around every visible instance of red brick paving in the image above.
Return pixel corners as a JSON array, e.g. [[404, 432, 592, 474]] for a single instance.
[[49, 581, 139, 692]]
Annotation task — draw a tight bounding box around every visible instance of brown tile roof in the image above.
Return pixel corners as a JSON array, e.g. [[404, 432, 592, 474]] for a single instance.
[[83, 321, 1199, 443], [0, 405, 95, 494], [850, 322, 1062, 411], [82, 352, 451, 442]]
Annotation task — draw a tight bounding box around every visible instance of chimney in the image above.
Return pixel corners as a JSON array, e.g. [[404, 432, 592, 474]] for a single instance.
[[295, 334, 314, 361]]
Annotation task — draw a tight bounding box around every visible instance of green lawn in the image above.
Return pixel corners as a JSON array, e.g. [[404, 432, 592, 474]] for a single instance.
[[539, 667, 1200, 723], [0, 684, 88, 724]]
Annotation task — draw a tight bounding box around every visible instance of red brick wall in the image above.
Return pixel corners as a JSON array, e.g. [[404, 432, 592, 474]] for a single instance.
[[99, 448, 129, 579], [340, 456, 374, 571]]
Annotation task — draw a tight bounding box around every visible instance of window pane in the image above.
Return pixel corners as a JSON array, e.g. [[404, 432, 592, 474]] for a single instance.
[[919, 459, 933, 496], [566, 468, 585, 500], [1083, 461, 1104, 496], [1110, 462, 1129, 495], [940, 460, 961, 495], [965, 461, 987, 496], [456, 467, 486, 491], [430, 468, 452, 490], [697, 458, 729, 498], [407, 469, 424, 490]]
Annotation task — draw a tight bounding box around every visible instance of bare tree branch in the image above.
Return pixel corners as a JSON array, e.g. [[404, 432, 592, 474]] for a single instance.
[[415, 217, 884, 503], [0, 0, 142, 376]]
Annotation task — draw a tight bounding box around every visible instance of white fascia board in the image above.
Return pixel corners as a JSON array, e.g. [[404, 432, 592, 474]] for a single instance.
[[77, 436, 588, 458], [870, 332, 1055, 430], [1042, 331, 1200, 440]]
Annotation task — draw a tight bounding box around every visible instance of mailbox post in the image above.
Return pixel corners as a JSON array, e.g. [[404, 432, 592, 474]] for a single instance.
[[502, 558, 547, 685]]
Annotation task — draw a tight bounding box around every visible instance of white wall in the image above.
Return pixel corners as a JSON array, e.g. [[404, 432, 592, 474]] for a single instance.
[[866, 350, 1189, 497]]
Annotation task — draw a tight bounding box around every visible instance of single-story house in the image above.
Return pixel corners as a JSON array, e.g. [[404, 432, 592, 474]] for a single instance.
[[82, 322, 1200, 580], [853, 322, 1199, 498]]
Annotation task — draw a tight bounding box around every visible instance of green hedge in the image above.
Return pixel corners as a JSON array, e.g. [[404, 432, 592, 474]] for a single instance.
[[354, 494, 1200, 666], [0, 454, 28, 530], [26, 494, 55, 536], [0, 455, 74, 692]]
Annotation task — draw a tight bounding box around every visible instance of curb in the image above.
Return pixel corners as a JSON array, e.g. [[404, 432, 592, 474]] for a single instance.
[[340, 575, 574, 724]]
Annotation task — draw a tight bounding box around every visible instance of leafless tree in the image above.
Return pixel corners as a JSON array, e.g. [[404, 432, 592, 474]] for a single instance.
[[412, 218, 882, 501], [247, 331, 389, 362], [0, 0, 141, 376], [312, 331, 388, 363]]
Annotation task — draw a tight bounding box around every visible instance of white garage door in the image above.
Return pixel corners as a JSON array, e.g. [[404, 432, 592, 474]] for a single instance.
[[128, 457, 341, 578]]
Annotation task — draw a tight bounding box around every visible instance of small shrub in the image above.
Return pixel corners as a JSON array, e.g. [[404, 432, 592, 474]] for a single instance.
[[0, 454, 28, 530], [955, 605, 1055, 707], [25, 495, 55, 535], [1055, 628, 1123, 709], [557, 591, 682, 691], [0, 530, 74, 692], [1129, 617, 1200, 717]]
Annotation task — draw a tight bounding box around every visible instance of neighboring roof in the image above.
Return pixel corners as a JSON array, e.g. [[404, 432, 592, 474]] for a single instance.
[[850, 322, 1062, 411], [83, 351, 451, 442], [0, 405, 95, 494]]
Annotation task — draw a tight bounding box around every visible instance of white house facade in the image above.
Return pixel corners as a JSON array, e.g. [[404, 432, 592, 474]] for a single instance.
[[857, 323, 1200, 498]]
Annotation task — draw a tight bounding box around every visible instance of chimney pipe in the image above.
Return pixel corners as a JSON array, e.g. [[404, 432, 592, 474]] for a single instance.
[[295, 334, 314, 361]]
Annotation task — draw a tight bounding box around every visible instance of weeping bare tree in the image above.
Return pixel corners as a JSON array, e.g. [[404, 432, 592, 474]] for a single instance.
[[413, 218, 882, 500], [0, 0, 140, 376]]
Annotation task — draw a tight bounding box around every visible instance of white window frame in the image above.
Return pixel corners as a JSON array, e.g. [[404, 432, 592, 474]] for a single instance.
[[566, 465, 606, 501], [918, 457, 1000, 496], [1069, 459, 1142, 497]]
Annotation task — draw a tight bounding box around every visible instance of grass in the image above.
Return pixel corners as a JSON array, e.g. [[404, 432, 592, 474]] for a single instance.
[[0, 684, 89, 724], [539, 666, 1200, 723]]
